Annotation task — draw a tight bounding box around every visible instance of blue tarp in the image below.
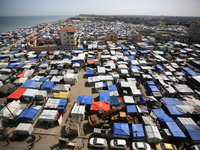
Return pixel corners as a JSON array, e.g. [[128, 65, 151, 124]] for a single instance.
[[38, 54, 45, 57], [162, 98, 183, 106], [99, 91, 110, 103], [183, 67, 200, 76], [155, 65, 163, 71], [17, 63, 26, 68], [130, 66, 141, 70], [127, 56, 135, 60], [147, 85, 160, 94], [108, 85, 117, 91], [140, 51, 148, 54], [166, 122, 186, 139], [10, 59, 20, 63], [127, 105, 138, 113], [166, 106, 182, 118], [86, 70, 94, 77], [131, 124, 144, 139], [29, 81, 42, 89], [39, 77, 49, 82], [9, 51, 18, 54], [88, 58, 94, 60], [137, 95, 146, 104], [29, 59, 38, 62], [184, 124, 200, 142], [103, 83, 107, 88], [76, 95, 93, 105], [153, 108, 174, 123], [113, 123, 130, 136], [41, 81, 54, 90], [146, 81, 155, 86], [20, 80, 35, 88], [58, 98, 68, 109], [7, 64, 16, 69], [110, 96, 120, 106], [18, 108, 38, 120]]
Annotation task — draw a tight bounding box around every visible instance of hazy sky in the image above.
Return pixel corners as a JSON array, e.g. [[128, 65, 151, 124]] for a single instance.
[[0, 0, 200, 16]]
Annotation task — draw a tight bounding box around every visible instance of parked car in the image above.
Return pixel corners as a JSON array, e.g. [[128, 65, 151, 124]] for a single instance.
[[155, 143, 177, 150], [110, 139, 127, 149], [89, 137, 107, 148], [132, 142, 151, 150]]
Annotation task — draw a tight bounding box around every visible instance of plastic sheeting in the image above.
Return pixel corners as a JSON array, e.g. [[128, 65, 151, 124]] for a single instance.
[[20, 80, 35, 88], [166, 106, 182, 118], [99, 91, 110, 103], [166, 122, 186, 139], [132, 124, 144, 139], [18, 107, 39, 120], [152, 109, 174, 123], [110, 96, 120, 106], [7, 88, 27, 99], [76, 95, 93, 105], [41, 81, 54, 90], [162, 98, 183, 106], [90, 102, 110, 115], [127, 105, 138, 114], [145, 125, 162, 143], [86, 70, 94, 77], [113, 123, 130, 136]]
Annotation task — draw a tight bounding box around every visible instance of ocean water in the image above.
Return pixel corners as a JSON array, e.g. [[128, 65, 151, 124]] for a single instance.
[[0, 15, 73, 33]]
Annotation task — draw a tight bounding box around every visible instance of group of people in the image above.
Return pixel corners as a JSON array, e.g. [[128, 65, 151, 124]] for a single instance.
[[28, 134, 42, 148]]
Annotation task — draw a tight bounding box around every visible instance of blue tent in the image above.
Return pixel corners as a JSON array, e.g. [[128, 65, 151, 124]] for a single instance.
[[39, 77, 49, 82], [76, 95, 93, 105], [184, 124, 200, 143], [132, 124, 144, 139], [78, 44, 83, 50], [41, 81, 54, 90], [57, 98, 68, 109], [29, 59, 38, 62], [108, 85, 117, 91], [20, 80, 35, 88], [9, 51, 18, 54], [162, 98, 183, 106], [17, 63, 27, 68], [155, 65, 163, 71], [29, 81, 42, 89], [99, 91, 110, 103], [166, 106, 182, 118], [86, 70, 94, 77], [110, 96, 120, 106], [166, 122, 186, 139], [38, 54, 45, 57], [7, 64, 16, 69], [152, 108, 174, 123], [18, 108, 38, 120], [113, 123, 130, 136], [183, 67, 200, 76], [127, 56, 135, 61], [130, 66, 140, 70], [127, 105, 138, 114], [140, 51, 148, 54], [147, 85, 160, 94]]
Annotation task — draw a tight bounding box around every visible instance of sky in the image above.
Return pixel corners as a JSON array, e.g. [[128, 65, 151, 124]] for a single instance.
[[0, 0, 200, 17]]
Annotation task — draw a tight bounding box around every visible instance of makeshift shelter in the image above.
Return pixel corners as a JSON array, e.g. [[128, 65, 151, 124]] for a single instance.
[[71, 103, 85, 121], [41, 81, 54, 90], [165, 106, 183, 118], [126, 105, 138, 116], [22, 89, 39, 101], [145, 125, 162, 143], [86, 70, 94, 77], [113, 123, 130, 139], [162, 98, 183, 106], [110, 96, 120, 106], [15, 123, 34, 135], [29, 81, 42, 89], [52, 92, 70, 102], [20, 79, 35, 88], [76, 95, 93, 105], [99, 91, 110, 103], [38, 109, 59, 123], [0, 83, 16, 97], [90, 102, 110, 115], [52, 84, 70, 92], [35, 90, 47, 100], [7, 88, 27, 99], [132, 124, 144, 140]]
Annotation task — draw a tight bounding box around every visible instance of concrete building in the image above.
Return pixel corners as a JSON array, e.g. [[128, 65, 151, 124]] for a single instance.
[[106, 33, 118, 42], [128, 32, 142, 42], [189, 22, 200, 43], [59, 27, 77, 46]]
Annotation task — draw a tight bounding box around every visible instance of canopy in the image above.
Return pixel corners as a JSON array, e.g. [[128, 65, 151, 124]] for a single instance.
[[113, 123, 130, 136], [0, 83, 16, 97], [7, 88, 27, 99], [132, 124, 144, 139], [76, 95, 93, 105], [20, 80, 35, 88], [18, 108, 39, 120], [41, 81, 54, 90], [127, 105, 137, 113], [99, 91, 110, 103]]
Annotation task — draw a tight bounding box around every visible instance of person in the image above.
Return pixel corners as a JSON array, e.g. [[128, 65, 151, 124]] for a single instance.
[[30, 142, 34, 148], [31, 134, 36, 141], [7, 138, 10, 145], [39, 135, 42, 140]]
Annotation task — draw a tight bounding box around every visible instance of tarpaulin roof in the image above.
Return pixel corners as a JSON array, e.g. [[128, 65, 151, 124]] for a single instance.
[[52, 92, 69, 99], [76, 95, 93, 105], [20, 80, 35, 88], [18, 108, 38, 120], [90, 102, 110, 112], [41, 81, 54, 90], [39, 77, 49, 82], [153, 108, 174, 123], [29, 81, 42, 89], [131, 124, 144, 139], [127, 56, 135, 61], [17, 63, 26, 68], [162, 98, 183, 106], [140, 51, 148, 54], [7, 88, 27, 99], [7, 64, 16, 69], [110, 96, 120, 106], [184, 124, 200, 142], [58, 98, 68, 109], [166, 122, 186, 139], [127, 105, 137, 113], [99, 91, 110, 103], [17, 70, 26, 78], [86, 70, 94, 77], [108, 85, 117, 91], [117, 97, 124, 103], [183, 67, 200, 76], [38, 54, 45, 57], [113, 123, 130, 136], [130, 66, 141, 70], [166, 105, 182, 118]]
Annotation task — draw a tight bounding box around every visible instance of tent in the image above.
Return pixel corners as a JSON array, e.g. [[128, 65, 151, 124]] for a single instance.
[[20, 80, 35, 88], [88, 58, 94, 64], [152, 109, 174, 123], [0, 83, 16, 97], [99, 91, 110, 103], [127, 105, 138, 116], [71, 103, 85, 121], [52, 84, 70, 92], [38, 109, 58, 123], [162, 98, 183, 106], [113, 123, 130, 138], [76, 95, 93, 105], [110, 96, 120, 106], [90, 102, 110, 115], [145, 125, 162, 143], [86, 70, 94, 77], [166, 106, 182, 118], [165, 122, 186, 139], [7, 88, 27, 99], [23, 89, 39, 101], [15, 123, 34, 135], [132, 124, 144, 140], [18, 107, 40, 123], [41, 81, 54, 90], [29, 81, 42, 89]]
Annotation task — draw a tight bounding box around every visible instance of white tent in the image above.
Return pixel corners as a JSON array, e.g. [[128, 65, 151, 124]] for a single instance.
[[15, 123, 34, 135], [145, 125, 162, 143]]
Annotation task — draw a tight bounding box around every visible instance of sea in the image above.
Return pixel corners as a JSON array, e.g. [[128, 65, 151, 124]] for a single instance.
[[0, 15, 73, 33]]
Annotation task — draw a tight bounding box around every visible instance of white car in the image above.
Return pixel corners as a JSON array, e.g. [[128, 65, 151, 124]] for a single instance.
[[132, 142, 151, 150], [110, 139, 127, 149], [89, 137, 107, 148]]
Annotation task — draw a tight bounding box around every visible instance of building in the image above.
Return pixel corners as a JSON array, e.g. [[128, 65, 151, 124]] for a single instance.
[[59, 27, 77, 46], [189, 22, 200, 43], [128, 32, 142, 42], [106, 33, 118, 42]]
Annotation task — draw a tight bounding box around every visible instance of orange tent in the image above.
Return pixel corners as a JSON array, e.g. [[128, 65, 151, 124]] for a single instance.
[[88, 60, 94, 64], [117, 97, 124, 103], [7, 88, 27, 99], [93, 50, 98, 53], [90, 102, 110, 115], [17, 70, 26, 78]]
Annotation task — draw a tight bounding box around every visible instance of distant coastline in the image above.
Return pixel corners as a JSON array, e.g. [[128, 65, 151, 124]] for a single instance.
[[0, 15, 73, 33]]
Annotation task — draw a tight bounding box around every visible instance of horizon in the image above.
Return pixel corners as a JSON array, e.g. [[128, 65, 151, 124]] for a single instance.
[[0, 0, 200, 17]]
